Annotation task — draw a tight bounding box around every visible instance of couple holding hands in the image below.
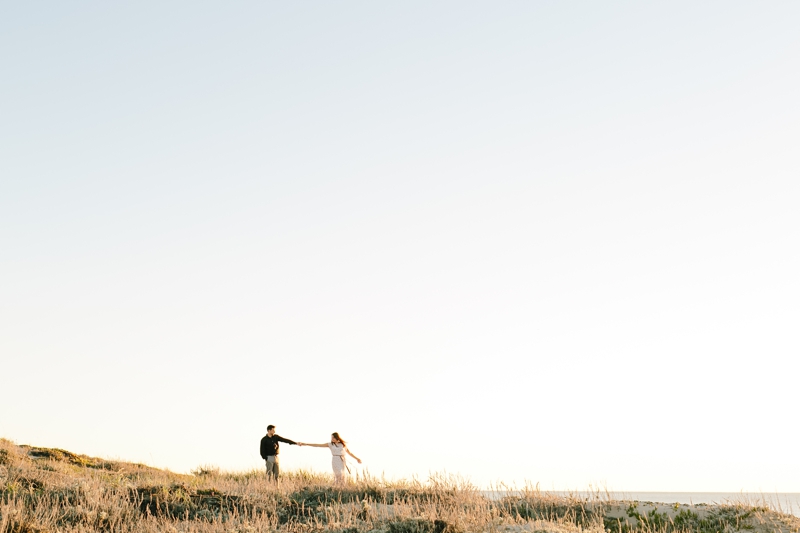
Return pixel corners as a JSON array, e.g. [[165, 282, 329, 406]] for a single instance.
[[260, 425, 362, 483]]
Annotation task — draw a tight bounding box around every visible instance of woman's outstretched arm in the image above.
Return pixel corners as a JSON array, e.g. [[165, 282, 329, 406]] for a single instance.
[[346, 448, 362, 463], [296, 442, 328, 448]]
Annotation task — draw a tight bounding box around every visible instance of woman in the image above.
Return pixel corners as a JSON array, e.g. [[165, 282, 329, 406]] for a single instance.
[[298, 432, 362, 483]]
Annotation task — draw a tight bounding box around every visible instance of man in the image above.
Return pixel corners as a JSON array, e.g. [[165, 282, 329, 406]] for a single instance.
[[259, 424, 299, 480]]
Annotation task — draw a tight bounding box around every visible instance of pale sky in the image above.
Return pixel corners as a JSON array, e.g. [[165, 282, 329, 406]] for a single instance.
[[2, 2, 799, 492]]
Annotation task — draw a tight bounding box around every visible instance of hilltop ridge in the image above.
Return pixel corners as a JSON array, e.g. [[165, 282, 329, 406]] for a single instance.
[[1, 438, 798, 533]]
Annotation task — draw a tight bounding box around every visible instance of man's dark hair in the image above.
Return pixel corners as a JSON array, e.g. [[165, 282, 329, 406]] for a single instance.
[[267, 425, 275, 431]]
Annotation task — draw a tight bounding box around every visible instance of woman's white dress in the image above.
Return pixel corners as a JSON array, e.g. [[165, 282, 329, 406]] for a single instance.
[[327, 443, 348, 481]]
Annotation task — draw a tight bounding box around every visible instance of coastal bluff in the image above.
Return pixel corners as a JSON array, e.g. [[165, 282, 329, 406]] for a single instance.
[[1, 439, 797, 533]]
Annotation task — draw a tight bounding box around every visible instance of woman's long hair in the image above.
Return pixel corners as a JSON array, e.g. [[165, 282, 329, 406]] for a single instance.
[[331, 432, 346, 446]]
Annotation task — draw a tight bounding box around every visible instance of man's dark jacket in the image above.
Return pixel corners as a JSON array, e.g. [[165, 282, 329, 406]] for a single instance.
[[260, 434, 297, 459]]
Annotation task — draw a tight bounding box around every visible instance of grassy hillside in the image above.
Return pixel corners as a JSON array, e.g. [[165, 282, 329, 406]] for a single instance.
[[1, 439, 797, 533]]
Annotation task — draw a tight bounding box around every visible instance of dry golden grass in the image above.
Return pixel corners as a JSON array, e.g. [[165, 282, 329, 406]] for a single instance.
[[1, 439, 797, 533]]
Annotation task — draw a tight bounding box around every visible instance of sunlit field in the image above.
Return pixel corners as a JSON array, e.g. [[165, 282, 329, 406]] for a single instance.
[[1, 439, 798, 533]]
